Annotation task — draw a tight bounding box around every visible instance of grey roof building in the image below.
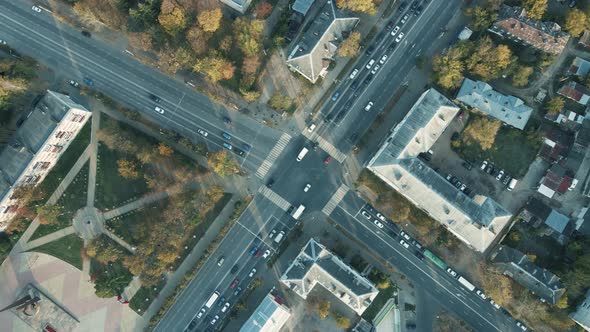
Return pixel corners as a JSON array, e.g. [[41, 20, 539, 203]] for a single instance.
[[280, 238, 378, 315], [491, 245, 565, 305], [292, 0, 315, 16], [367, 89, 511, 252], [456, 78, 533, 130], [286, 1, 359, 83], [0, 91, 91, 228], [568, 57, 590, 77], [488, 5, 570, 56], [220, 0, 253, 14], [239, 292, 291, 332], [571, 289, 590, 331]]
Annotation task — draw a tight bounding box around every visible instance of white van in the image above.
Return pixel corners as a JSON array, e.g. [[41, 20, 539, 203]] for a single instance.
[[507, 178, 518, 191], [296, 147, 309, 162], [274, 231, 285, 244]]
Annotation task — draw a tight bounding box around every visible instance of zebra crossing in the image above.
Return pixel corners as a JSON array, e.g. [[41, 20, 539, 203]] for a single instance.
[[322, 184, 350, 216], [258, 186, 291, 211], [316, 136, 347, 163], [256, 133, 291, 178]]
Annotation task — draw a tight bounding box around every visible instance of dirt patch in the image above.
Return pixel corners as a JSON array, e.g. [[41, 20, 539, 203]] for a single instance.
[[433, 310, 474, 332], [259, 51, 309, 105]]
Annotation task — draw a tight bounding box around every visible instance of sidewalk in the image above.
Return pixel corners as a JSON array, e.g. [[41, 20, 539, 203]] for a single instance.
[[87, 108, 101, 206], [103, 191, 169, 220], [136, 195, 242, 330], [21, 226, 76, 251]]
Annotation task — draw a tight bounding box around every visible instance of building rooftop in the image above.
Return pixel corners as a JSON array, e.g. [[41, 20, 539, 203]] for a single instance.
[[545, 209, 570, 234], [286, 1, 358, 83], [492, 245, 565, 304], [571, 289, 590, 330], [280, 238, 378, 315], [456, 78, 532, 130], [489, 5, 569, 55], [367, 89, 511, 252], [239, 293, 291, 332], [568, 57, 590, 77], [292, 0, 315, 16], [558, 81, 590, 105]]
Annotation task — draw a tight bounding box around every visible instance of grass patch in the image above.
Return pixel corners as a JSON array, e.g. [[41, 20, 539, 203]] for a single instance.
[[361, 284, 396, 321], [95, 145, 149, 210], [30, 233, 84, 270], [105, 200, 167, 247], [29, 162, 89, 241], [453, 124, 541, 177], [129, 281, 165, 315]]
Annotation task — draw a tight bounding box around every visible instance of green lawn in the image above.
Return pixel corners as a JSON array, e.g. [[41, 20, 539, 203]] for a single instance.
[[455, 126, 540, 177], [362, 284, 397, 322], [95, 145, 148, 210], [105, 201, 167, 247], [30, 233, 84, 270], [129, 281, 165, 315], [29, 163, 89, 241]]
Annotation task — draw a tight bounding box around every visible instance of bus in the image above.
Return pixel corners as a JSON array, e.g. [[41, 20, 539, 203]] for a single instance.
[[423, 249, 448, 270], [204, 291, 220, 308], [458, 276, 475, 292], [292, 205, 305, 220]]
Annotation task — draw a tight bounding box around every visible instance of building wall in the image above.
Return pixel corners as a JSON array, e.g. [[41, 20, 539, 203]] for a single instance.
[[0, 106, 91, 228]]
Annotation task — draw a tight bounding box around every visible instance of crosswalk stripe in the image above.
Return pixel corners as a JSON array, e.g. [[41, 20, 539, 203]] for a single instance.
[[322, 184, 349, 216], [258, 186, 291, 210], [256, 133, 291, 178], [316, 136, 347, 162]]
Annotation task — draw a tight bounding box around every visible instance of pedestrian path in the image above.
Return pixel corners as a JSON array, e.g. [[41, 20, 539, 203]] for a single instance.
[[87, 108, 101, 207], [22, 226, 76, 251], [256, 133, 291, 178], [102, 191, 169, 220], [258, 186, 291, 210], [121, 276, 142, 302], [103, 228, 135, 253], [316, 136, 347, 163], [322, 184, 349, 216]]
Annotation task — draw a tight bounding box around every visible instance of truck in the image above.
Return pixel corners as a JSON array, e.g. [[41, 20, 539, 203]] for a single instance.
[[296, 148, 309, 162], [458, 276, 475, 292], [274, 231, 285, 244], [423, 249, 448, 270], [205, 291, 220, 308], [292, 204, 306, 220]]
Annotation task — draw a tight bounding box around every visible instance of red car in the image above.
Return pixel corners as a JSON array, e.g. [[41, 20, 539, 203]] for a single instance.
[[230, 278, 239, 289], [324, 156, 331, 165], [255, 248, 263, 257]]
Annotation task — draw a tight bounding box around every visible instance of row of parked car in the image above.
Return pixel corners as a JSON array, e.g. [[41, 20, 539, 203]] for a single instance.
[[480, 161, 517, 191]]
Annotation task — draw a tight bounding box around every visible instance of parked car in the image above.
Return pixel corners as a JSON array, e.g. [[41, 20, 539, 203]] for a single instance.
[[370, 64, 380, 75], [304, 183, 311, 192], [516, 321, 528, 331], [331, 91, 341, 101], [496, 170, 505, 181], [81, 30, 91, 37], [391, 26, 401, 37], [446, 267, 458, 278], [83, 77, 94, 86], [210, 315, 219, 325], [269, 229, 277, 238], [476, 289, 488, 300], [222, 116, 232, 124], [373, 220, 384, 228], [366, 59, 376, 70], [480, 160, 488, 171], [400, 231, 411, 241], [379, 54, 388, 64], [32, 5, 42, 13], [401, 14, 409, 24], [502, 175, 511, 186], [395, 32, 405, 43], [364, 102, 374, 112], [255, 248, 263, 257], [462, 162, 473, 170], [349, 68, 359, 80], [399, 239, 410, 249], [217, 257, 225, 266], [361, 211, 371, 220], [376, 213, 386, 222]]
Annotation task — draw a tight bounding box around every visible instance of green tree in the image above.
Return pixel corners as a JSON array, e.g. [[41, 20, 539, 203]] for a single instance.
[[193, 56, 236, 83], [186, 26, 209, 55], [332, 312, 351, 329], [512, 66, 534, 87], [465, 6, 497, 31], [522, 0, 547, 20], [338, 31, 361, 57], [233, 18, 265, 57], [158, 0, 187, 35], [36, 205, 62, 225], [564, 9, 589, 37], [465, 37, 515, 81], [197, 8, 222, 33], [268, 93, 294, 111], [462, 116, 501, 150], [207, 150, 240, 177], [117, 159, 140, 179], [432, 47, 465, 89], [318, 299, 331, 319], [336, 0, 376, 15], [545, 97, 565, 115], [129, 0, 159, 30]]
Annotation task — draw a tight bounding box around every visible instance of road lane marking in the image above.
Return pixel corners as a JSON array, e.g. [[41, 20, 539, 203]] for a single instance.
[[332, 204, 502, 331], [315, 135, 347, 163], [255, 133, 291, 178], [257, 186, 291, 210]]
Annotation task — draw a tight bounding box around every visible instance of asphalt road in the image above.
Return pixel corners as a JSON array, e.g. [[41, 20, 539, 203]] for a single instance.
[[0, 1, 531, 331], [0, 0, 286, 176]]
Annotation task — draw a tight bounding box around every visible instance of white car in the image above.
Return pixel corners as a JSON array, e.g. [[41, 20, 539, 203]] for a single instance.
[[349, 68, 359, 80], [496, 170, 504, 181], [446, 267, 458, 278], [376, 213, 386, 222], [221, 302, 230, 313], [366, 59, 376, 69], [379, 54, 388, 64], [490, 299, 501, 310], [307, 123, 316, 132], [476, 289, 487, 300], [197, 128, 208, 137], [196, 307, 206, 318], [401, 14, 409, 24], [269, 229, 277, 239], [395, 32, 405, 43], [373, 220, 384, 228], [32, 6, 42, 13], [304, 183, 311, 192], [364, 102, 373, 112], [370, 64, 380, 75], [248, 268, 257, 277], [68, 80, 80, 88], [390, 26, 400, 36], [516, 321, 528, 331], [399, 239, 410, 249], [569, 178, 579, 191], [262, 249, 271, 258], [210, 315, 219, 325], [480, 160, 488, 170], [154, 106, 165, 114], [400, 231, 411, 241], [361, 210, 371, 219]]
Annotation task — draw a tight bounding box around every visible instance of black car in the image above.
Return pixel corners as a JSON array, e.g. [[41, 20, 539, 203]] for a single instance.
[[364, 76, 372, 86], [234, 286, 242, 296], [223, 116, 232, 124], [410, 1, 418, 10], [286, 206, 294, 214], [233, 148, 245, 156], [149, 94, 161, 103], [398, 1, 407, 10], [267, 179, 275, 188], [188, 319, 197, 330], [366, 45, 375, 56], [387, 44, 397, 53], [386, 20, 395, 30], [325, 113, 334, 121], [414, 6, 423, 16], [231, 264, 239, 273], [462, 162, 473, 170], [334, 112, 345, 124], [81, 30, 91, 37], [350, 80, 359, 90]]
